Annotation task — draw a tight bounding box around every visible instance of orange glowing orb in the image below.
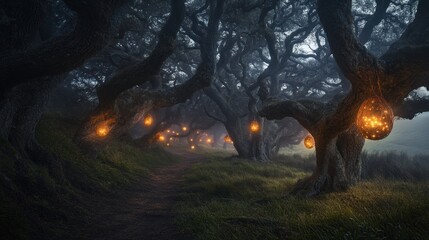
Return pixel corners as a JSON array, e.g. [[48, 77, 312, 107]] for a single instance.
[[250, 121, 260, 133], [182, 126, 187, 131], [167, 129, 171, 133], [96, 125, 109, 137], [303, 134, 315, 149], [158, 134, 165, 142], [224, 135, 233, 143], [143, 114, 154, 126], [206, 138, 212, 143], [356, 97, 394, 140], [191, 145, 195, 150]]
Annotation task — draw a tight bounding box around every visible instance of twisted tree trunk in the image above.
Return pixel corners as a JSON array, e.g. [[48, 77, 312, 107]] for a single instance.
[[205, 87, 277, 162], [0, 0, 122, 184], [291, 126, 364, 196], [260, 0, 429, 196]]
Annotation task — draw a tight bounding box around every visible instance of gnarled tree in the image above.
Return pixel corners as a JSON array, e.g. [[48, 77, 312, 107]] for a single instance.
[[0, 0, 124, 181], [260, 0, 429, 196], [76, 0, 225, 146]]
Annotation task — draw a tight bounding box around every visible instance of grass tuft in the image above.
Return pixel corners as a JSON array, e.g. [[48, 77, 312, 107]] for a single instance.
[[177, 153, 429, 240]]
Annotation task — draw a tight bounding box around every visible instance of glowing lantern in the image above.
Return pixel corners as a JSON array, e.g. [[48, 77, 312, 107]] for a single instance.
[[303, 134, 315, 149], [166, 143, 170, 147], [143, 114, 153, 126], [96, 124, 109, 137], [224, 135, 233, 144], [158, 134, 165, 142], [356, 97, 394, 140], [249, 120, 260, 133], [190, 138, 194, 142], [191, 145, 195, 150], [206, 138, 212, 144], [167, 129, 171, 133], [182, 126, 188, 131]]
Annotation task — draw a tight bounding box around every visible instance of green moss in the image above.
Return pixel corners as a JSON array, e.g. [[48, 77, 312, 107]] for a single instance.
[[177, 156, 429, 240]]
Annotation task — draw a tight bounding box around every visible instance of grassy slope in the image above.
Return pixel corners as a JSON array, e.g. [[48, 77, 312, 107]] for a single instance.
[[0, 116, 177, 240], [177, 154, 429, 240]]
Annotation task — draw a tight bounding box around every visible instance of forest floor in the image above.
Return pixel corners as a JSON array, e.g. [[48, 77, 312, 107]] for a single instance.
[[81, 148, 200, 240]]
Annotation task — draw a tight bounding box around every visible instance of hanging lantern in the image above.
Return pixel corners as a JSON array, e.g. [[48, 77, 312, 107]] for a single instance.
[[191, 145, 196, 150], [96, 124, 109, 137], [157, 134, 165, 142], [356, 97, 394, 140], [143, 114, 154, 126], [249, 120, 260, 133], [182, 126, 188, 132], [206, 138, 212, 144], [303, 134, 315, 149], [224, 135, 232, 143]]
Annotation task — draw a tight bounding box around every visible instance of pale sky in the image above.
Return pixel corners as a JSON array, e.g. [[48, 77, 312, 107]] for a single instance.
[[283, 112, 429, 156]]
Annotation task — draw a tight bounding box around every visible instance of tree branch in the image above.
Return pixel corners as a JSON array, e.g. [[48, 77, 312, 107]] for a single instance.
[[317, 0, 380, 85], [0, 0, 123, 91], [395, 99, 429, 120], [259, 99, 325, 132], [96, 0, 186, 110]]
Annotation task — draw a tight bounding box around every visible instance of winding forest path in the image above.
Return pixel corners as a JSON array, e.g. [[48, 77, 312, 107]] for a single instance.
[[86, 149, 200, 240]]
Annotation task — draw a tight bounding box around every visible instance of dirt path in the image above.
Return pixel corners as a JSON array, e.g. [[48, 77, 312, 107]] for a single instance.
[[85, 149, 200, 240]]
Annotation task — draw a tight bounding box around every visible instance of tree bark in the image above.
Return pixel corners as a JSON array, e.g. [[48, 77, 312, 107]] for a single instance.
[[291, 126, 364, 196], [0, 77, 65, 182], [205, 87, 276, 162]]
